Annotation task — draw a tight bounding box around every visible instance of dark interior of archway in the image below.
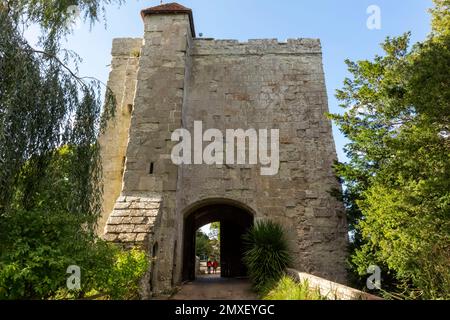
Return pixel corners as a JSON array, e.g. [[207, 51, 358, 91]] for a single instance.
[[183, 204, 254, 281]]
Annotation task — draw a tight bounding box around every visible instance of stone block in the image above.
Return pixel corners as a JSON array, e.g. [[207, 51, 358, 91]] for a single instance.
[[107, 216, 123, 225], [134, 224, 151, 233], [118, 233, 137, 242]]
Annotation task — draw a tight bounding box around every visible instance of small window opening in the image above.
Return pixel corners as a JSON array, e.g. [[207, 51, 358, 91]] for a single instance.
[[149, 162, 154, 175], [127, 104, 133, 114]]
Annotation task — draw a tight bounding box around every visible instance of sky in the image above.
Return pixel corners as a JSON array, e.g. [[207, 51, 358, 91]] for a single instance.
[[26, 0, 433, 162]]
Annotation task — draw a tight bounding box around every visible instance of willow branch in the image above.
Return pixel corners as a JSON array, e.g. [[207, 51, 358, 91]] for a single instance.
[[30, 48, 110, 90]]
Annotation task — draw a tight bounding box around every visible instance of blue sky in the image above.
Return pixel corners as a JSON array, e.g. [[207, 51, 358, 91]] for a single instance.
[[27, 0, 433, 162]]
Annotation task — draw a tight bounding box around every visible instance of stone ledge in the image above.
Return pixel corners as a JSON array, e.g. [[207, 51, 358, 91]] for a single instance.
[[103, 195, 160, 246], [286, 268, 383, 300], [192, 38, 322, 56], [112, 38, 143, 56]]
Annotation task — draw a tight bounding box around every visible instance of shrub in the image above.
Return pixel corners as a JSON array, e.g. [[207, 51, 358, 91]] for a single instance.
[[263, 276, 326, 300], [96, 248, 149, 300], [0, 144, 149, 300], [242, 220, 292, 292], [0, 208, 148, 300]]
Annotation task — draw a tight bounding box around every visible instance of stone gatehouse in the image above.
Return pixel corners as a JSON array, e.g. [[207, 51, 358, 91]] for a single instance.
[[98, 2, 348, 297]]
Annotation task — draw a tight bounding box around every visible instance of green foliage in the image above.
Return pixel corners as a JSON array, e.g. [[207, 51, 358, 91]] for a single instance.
[[196, 231, 213, 258], [196, 229, 220, 260], [0, 145, 149, 300], [0, 206, 148, 299], [242, 220, 292, 292], [0, 7, 115, 223], [84, 247, 149, 300], [262, 276, 325, 300], [0, 194, 148, 300], [430, 0, 450, 37], [330, 0, 450, 299], [0, 0, 146, 300], [2, 0, 124, 40], [209, 222, 221, 241]]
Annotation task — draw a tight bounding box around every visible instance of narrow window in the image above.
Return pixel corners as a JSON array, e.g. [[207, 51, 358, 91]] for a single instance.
[[149, 162, 154, 175], [127, 104, 133, 114], [121, 156, 126, 176], [171, 240, 177, 286]]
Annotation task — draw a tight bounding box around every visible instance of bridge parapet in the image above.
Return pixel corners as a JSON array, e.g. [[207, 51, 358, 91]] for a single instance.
[[286, 269, 383, 300]]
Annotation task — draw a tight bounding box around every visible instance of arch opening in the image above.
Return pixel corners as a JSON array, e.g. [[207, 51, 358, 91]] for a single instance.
[[182, 203, 254, 281]]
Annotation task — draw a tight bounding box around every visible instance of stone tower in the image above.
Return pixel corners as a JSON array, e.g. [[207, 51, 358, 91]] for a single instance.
[[99, 2, 348, 296]]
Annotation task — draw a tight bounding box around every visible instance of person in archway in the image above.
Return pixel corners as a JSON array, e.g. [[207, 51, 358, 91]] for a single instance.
[[207, 259, 212, 274], [212, 259, 219, 274]]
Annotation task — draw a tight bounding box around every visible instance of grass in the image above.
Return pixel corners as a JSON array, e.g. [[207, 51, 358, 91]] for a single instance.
[[262, 276, 327, 300]]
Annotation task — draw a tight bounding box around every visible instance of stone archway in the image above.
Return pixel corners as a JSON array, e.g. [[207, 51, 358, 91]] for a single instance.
[[182, 201, 254, 282]]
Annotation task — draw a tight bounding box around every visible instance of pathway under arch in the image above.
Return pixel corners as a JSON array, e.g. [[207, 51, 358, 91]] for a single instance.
[[182, 201, 254, 282], [171, 274, 258, 300]]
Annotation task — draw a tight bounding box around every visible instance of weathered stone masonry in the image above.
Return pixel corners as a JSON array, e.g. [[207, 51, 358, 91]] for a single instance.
[[99, 3, 348, 297]]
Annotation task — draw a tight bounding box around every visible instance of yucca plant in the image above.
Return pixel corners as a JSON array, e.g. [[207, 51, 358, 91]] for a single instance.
[[242, 220, 292, 292]]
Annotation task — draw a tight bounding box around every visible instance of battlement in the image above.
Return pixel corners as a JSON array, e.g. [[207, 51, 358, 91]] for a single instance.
[[191, 38, 322, 56], [110, 37, 322, 60], [111, 38, 143, 57]]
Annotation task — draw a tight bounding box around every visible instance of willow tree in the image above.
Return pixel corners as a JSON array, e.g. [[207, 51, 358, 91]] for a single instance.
[[0, 1, 151, 300], [330, 0, 450, 299], [0, 0, 122, 226]]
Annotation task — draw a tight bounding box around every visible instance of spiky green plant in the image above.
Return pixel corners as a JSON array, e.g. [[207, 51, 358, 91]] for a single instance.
[[242, 220, 292, 292]]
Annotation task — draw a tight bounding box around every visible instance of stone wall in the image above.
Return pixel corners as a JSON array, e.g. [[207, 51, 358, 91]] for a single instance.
[[177, 37, 348, 284], [98, 38, 142, 234], [104, 13, 193, 294]]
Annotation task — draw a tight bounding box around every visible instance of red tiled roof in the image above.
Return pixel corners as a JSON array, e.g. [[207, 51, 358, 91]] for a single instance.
[[142, 2, 191, 13], [141, 2, 196, 37]]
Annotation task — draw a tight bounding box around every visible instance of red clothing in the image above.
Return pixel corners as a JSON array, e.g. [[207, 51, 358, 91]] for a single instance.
[[213, 261, 219, 269]]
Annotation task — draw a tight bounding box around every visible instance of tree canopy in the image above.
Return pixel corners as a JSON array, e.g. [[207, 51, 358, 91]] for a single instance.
[[330, 0, 450, 299]]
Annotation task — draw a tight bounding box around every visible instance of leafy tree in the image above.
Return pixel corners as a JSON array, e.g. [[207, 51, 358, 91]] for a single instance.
[[196, 224, 221, 261], [430, 0, 450, 37], [209, 222, 221, 241], [0, 0, 119, 220], [0, 1, 149, 299], [208, 222, 221, 260], [195, 231, 213, 259], [330, 0, 450, 299], [1, 0, 124, 37]]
